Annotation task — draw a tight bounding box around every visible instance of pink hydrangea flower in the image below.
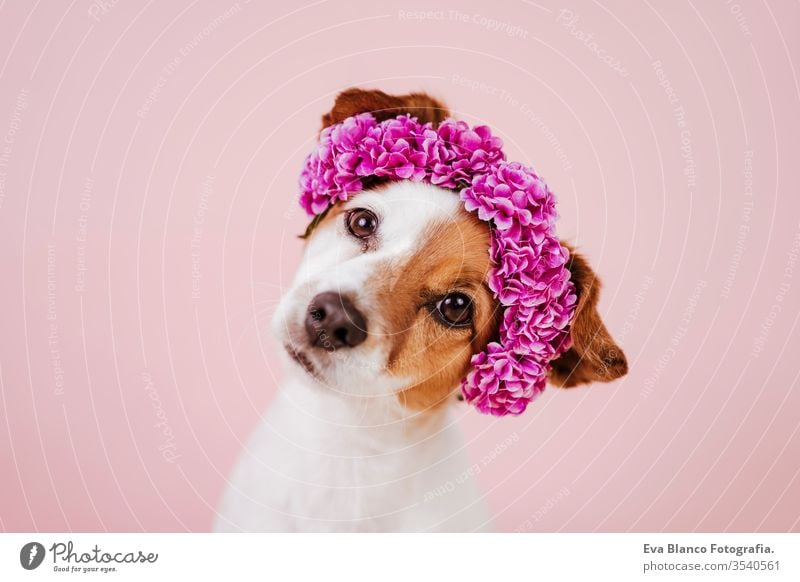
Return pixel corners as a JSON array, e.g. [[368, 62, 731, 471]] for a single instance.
[[298, 112, 576, 416]]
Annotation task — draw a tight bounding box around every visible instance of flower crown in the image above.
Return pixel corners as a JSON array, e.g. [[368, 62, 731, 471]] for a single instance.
[[299, 112, 577, 416]]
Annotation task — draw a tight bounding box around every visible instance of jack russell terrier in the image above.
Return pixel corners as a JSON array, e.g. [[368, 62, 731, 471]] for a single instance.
[[215, 88, 627, 532]]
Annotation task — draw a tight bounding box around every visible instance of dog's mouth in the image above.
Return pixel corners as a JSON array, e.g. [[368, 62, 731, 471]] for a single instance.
[[284, 343, 319, 378]]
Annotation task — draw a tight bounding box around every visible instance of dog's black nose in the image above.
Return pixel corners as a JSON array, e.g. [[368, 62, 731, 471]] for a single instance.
[[305, 292, 368, 350]]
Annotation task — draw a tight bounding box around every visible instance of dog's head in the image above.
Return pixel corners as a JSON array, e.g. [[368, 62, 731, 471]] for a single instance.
[[273, 88, 627, 411]]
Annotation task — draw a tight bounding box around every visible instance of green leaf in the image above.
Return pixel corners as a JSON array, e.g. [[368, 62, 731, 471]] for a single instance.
[[298, 207, 331, 239]]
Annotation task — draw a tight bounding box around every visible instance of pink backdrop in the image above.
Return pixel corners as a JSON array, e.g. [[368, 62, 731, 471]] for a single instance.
[[1, 0, 799, 532]]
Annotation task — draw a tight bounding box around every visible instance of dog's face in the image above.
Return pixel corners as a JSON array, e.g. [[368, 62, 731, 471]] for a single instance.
[[273, 88, 627, 412], [273, 181, 500, 409]]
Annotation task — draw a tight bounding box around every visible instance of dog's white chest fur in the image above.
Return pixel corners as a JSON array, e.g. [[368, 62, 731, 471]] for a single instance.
[[215, 371, 490, 532]]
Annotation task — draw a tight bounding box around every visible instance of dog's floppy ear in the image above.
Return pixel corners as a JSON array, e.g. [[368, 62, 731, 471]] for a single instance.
[[549, 245, 628, 387], [321, 87, 450, 131]]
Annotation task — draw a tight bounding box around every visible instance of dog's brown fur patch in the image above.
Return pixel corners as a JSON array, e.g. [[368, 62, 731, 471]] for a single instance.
[[321, 88, 450, 131], [372, 211, 500, 411], [549, 245, 628, 386]]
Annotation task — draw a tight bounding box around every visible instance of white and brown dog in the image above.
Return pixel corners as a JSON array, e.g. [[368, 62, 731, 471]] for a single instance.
[[215, 89, 627, 532]]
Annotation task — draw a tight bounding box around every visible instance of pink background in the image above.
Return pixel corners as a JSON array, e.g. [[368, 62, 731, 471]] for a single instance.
[[1, 0, 799, 532]]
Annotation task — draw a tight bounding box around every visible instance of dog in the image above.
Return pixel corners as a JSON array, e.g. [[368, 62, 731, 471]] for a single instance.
[[214, 88, 627, 532]]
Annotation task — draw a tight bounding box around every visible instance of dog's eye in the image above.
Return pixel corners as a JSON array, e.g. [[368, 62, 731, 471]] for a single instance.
[[435, 293, 473, 327], [346, 209, 378, 239]]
